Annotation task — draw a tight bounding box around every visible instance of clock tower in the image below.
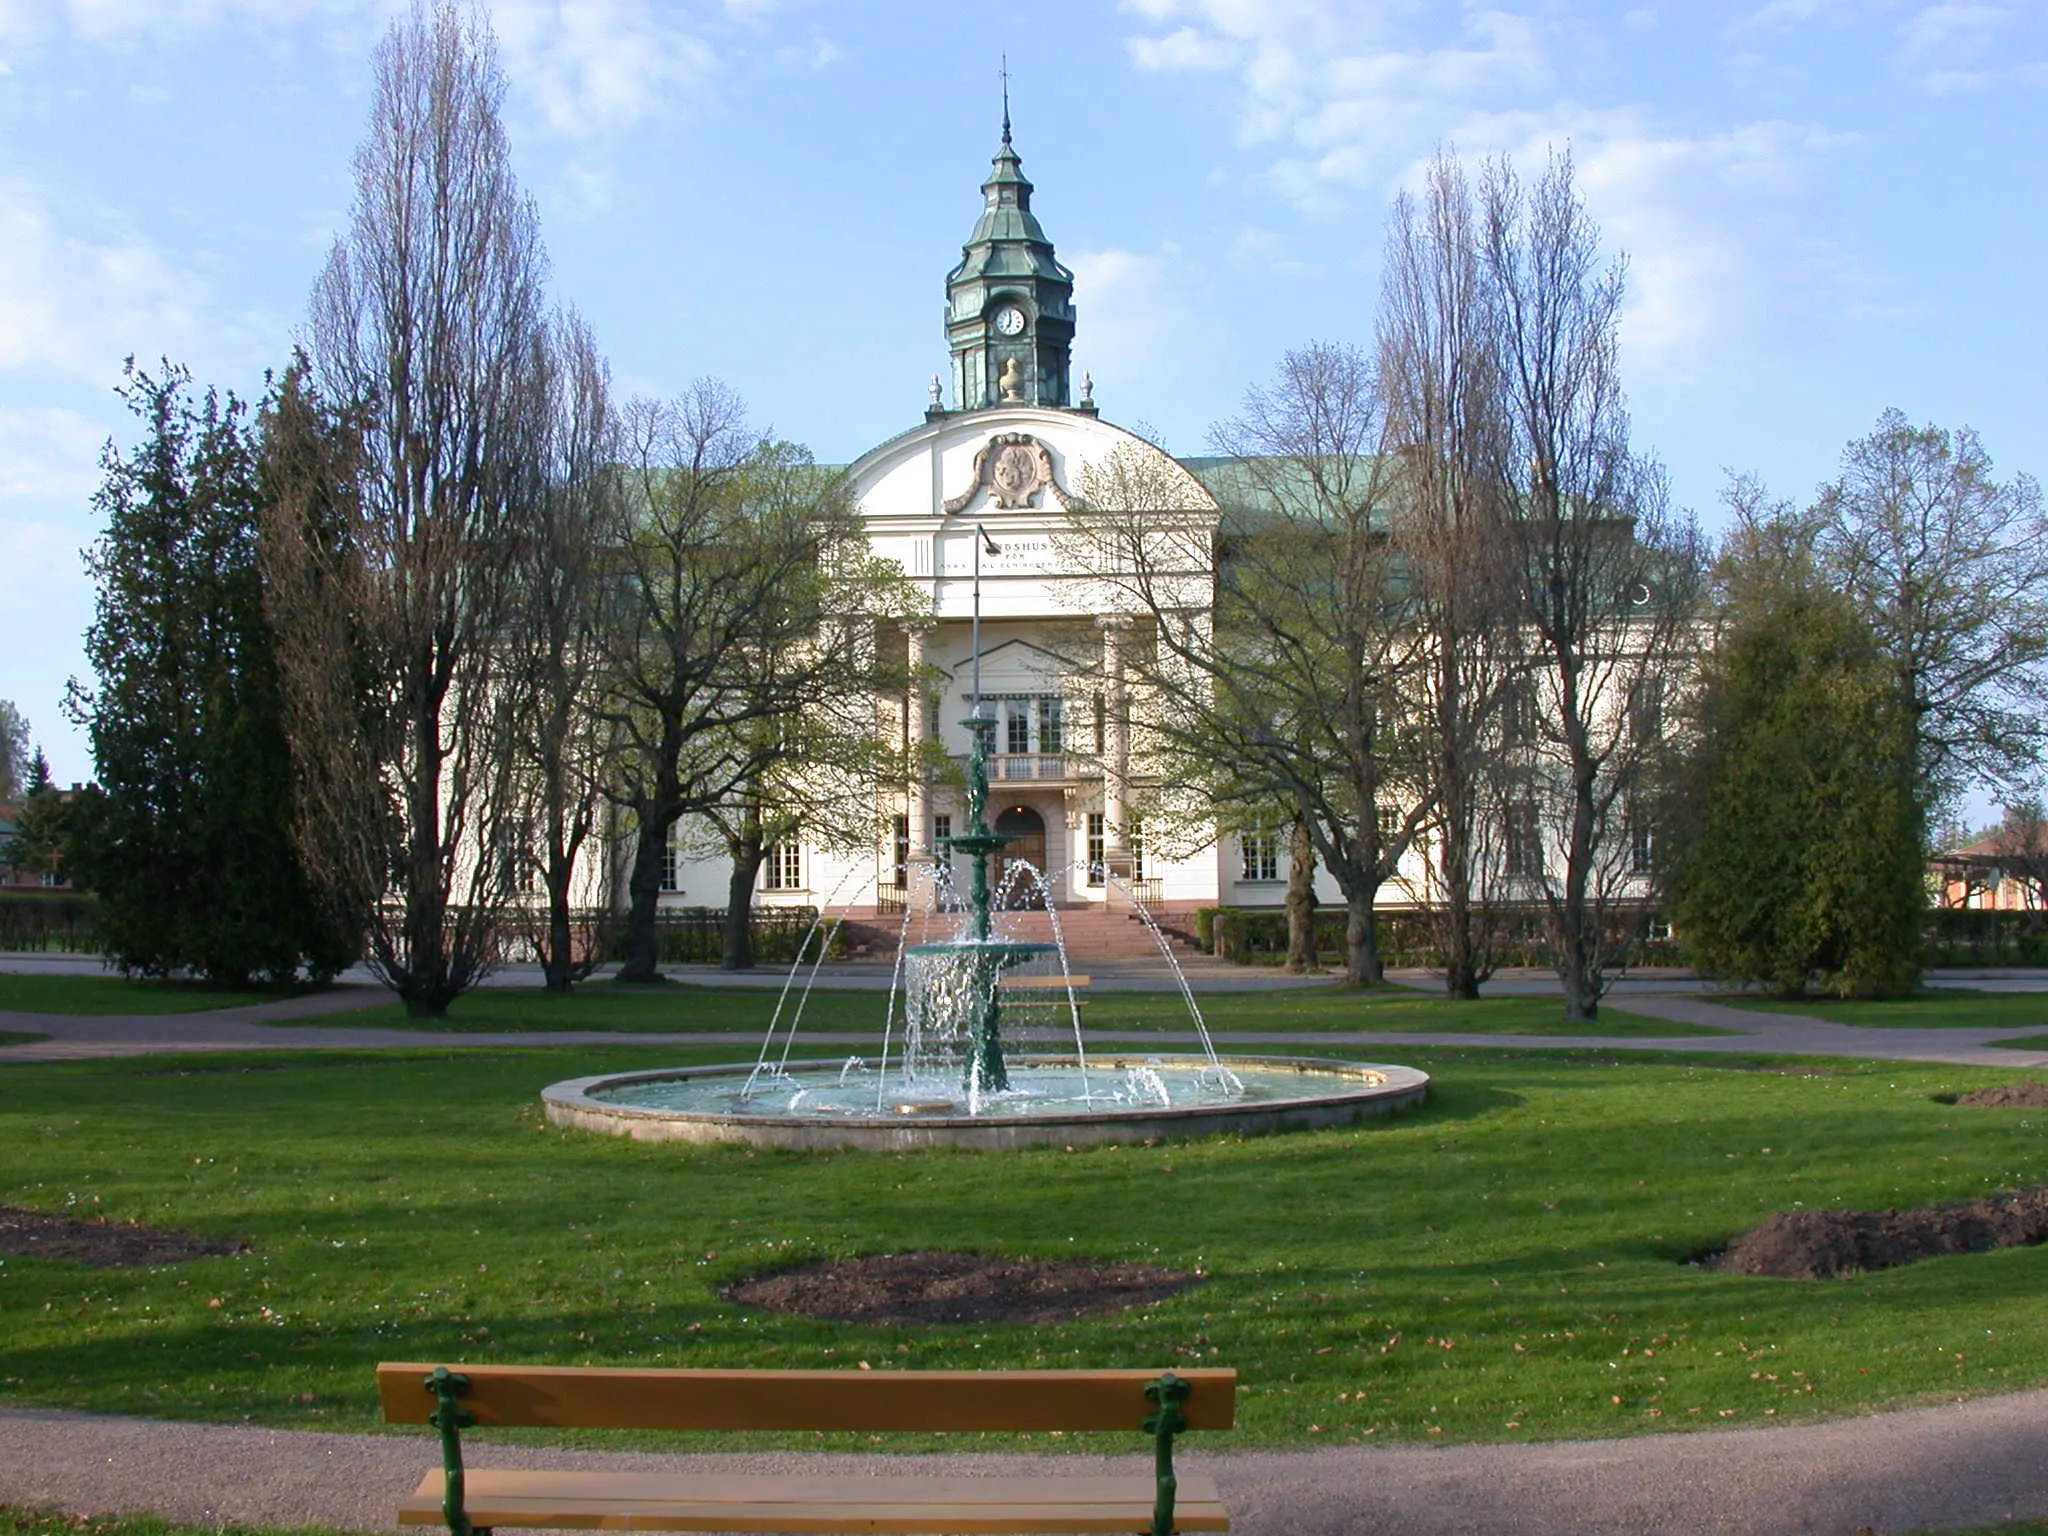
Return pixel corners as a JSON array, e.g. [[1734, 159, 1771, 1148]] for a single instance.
[[944, 111, 1076, 411]]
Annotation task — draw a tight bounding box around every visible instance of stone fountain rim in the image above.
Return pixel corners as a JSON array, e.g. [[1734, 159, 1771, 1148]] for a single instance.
[[541, 1053, 1430, 1151]]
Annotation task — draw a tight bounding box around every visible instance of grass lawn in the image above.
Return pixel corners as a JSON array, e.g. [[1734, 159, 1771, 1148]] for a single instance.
[[310, 981, 1735, 1039], [5, 1040, 2048, 1451], [0, 974, 319, 1017], [1717, 990, 2048, 1031]]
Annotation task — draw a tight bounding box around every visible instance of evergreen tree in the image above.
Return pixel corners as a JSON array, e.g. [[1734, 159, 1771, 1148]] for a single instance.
[[5, 749, 71, 880], [1669, 495, 1923, 997], [68, 362, 353, 985]]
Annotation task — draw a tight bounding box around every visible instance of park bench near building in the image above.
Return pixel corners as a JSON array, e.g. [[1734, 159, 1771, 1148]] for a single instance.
[[377, 1360, 1235, 1536]]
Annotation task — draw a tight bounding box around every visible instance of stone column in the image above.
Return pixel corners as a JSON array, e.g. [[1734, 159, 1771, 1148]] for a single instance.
[[1096, 615, 1134, 900], [902, 620, 935, 861]]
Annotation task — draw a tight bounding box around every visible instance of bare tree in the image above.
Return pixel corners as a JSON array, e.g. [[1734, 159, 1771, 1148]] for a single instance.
[[0, 702, 30, 805], [267, 3, 554, 1017], [509, 310, 616, 990], [1479, 151, 1703, 1022], [1072, 345, 1428, 986], [1815, 410, 2048, 815], [1988, 798, 2048, 926], [603, 383, 914, 983], [1379, 152, 1521, 998]]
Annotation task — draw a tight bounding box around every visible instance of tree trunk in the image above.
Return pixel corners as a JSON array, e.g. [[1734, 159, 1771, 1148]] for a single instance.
[[540, 840, 577, 993], [616, 797, 674, 984], [1557, 762, 1601, 1023], [1341, 891, 1382, 986], [1439, 793, 1481, 999], [1283, 818, 1321, 973], [722, 812, 767, 971]]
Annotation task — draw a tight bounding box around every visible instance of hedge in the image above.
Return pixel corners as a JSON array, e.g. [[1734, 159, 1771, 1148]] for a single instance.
[[1191, 904, 1681, 971], [0, 892, 101, 953]]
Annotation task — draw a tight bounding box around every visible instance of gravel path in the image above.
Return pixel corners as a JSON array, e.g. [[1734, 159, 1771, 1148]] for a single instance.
[[8, 962, 2048, 1534], [7, 1388, 2048, 1535]]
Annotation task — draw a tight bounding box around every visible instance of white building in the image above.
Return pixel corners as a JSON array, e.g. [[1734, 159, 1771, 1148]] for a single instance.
[[656, 119, 1348, 924]]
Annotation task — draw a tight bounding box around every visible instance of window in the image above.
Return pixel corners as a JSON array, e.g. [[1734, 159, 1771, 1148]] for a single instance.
[[1005, 698, 1032, 755], [1505, 802, 1543, 878], [1127, 814, 1146, 881], [933, 814, 953, 867], [1038, 696, 1064, 754], [890, 814, 910, 886], [1503, 678, 1539, 743], [1086, 812, 1105, 886], [1241, 826, 1279, 882], [659, 838, 679, 893], [1376, 807, 1401, 850], [1630, 820, 1656, 876], [1628, 676, 1666, 745], [764, 843, 803, 891]]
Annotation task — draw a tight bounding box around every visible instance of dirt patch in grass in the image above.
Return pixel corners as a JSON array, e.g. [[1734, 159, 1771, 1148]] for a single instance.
[[725, 1250, 1201, 1326], [1951, 1082, 2048, 1108], [0, 1205, 243, 1268], [1711, 1185, 2048, 1278]]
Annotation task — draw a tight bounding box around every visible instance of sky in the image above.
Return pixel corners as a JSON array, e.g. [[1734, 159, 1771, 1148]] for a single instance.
[[1, 0, 2043, 789]]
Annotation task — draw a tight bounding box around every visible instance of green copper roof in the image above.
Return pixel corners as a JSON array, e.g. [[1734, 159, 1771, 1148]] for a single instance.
[[948, 131, 1071, 287]]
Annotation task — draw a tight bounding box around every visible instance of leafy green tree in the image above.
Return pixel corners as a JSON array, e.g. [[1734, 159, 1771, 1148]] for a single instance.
[[1815, 409, 2048, 815], [67, 363, 353, 984], [1669, 493, 1923, 997]]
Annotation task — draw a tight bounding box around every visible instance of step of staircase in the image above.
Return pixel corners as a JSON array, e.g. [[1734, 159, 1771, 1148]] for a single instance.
[[838, 905, 1205, 963]]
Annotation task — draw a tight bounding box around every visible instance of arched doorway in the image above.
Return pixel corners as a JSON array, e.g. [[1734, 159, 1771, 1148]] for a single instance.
[[993, 804, 1048, 908]]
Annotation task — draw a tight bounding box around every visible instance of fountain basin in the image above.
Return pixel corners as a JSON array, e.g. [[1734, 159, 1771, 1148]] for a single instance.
[[542, 1054, 1430, 1151]]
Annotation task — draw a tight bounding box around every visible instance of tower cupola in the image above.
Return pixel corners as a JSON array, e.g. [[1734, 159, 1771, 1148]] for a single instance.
[[945, 110, 1075, 411]]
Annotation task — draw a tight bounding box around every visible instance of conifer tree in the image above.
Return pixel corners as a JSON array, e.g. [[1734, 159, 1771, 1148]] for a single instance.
[[69, 363, 353, 984], [1669, 492, 1923, 997]]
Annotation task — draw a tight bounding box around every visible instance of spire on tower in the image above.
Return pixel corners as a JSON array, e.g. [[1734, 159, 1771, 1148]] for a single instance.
[[1000, 55, 1012, 146]]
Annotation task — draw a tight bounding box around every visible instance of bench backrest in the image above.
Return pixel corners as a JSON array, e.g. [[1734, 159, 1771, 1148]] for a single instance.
[[377, 1363, 1235, 1433]]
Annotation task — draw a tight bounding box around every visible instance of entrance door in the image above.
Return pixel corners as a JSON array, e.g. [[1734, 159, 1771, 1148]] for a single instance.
[[993, 804, 1048, 909]]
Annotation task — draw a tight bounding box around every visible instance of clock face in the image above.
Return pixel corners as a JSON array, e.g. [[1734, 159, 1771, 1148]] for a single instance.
[[993, 305, 1026, 336]]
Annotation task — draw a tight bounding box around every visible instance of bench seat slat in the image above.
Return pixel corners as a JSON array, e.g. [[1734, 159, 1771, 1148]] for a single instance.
[[377, 1365, 1235, 1433], [397, 1470, 1228, 1533]]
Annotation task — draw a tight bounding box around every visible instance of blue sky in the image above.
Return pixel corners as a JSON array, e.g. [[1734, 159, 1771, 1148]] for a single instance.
[[2, 0, 2042, 788]]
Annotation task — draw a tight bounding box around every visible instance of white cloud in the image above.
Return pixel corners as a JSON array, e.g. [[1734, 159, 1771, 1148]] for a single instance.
[[1129, 24, 1240, 72], [0, 174, 276, 388], [0, 0, 720, 140], [1066, 245, 1206, 410], [1898, 2, 2014, 57], [489, 0, 717, 140], [0, 407, 105, 501], [1121, 4, 1863, 377]]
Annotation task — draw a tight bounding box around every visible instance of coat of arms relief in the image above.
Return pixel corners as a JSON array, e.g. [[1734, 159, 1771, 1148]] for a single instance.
[[943, 433, 1077, 514]]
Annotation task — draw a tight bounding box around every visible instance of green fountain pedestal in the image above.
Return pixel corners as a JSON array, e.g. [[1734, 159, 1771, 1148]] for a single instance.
[[922, 714, 1058, 1096]]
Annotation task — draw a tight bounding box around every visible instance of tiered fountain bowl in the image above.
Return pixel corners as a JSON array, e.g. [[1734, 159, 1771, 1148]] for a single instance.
[[542, 715, 1429, 1149]]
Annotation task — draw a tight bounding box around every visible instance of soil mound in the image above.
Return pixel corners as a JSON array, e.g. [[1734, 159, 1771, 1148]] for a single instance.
[[725, 1250, 1200, 1326], [0, 1205, 242, 1268], [1715, 1184, 2048, 1278], [1954, 1082, 2048, 1108]]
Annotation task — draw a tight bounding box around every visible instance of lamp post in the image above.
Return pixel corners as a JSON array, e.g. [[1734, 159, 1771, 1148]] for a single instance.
[[969, 522, 1002, 721]]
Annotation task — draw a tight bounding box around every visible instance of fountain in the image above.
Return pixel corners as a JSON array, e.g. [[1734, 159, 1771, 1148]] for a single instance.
[[541, 706, 1428, 1150]]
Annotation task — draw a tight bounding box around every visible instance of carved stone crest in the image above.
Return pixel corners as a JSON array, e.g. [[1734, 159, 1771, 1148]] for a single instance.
[[944, 433, 1076, 514]]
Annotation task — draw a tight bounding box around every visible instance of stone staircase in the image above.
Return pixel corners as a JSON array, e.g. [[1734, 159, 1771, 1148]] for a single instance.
[[837, 903, 1207, 963]]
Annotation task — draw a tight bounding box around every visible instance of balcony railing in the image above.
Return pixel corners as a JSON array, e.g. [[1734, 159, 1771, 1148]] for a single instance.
[[958, 753, 1103, 783]]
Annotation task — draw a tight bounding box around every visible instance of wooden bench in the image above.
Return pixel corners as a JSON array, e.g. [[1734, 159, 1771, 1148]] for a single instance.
[[378, 1361, 1234, 1536]]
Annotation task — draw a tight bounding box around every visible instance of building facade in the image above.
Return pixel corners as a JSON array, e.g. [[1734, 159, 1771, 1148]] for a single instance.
[[655, 121, 1356, 918]]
